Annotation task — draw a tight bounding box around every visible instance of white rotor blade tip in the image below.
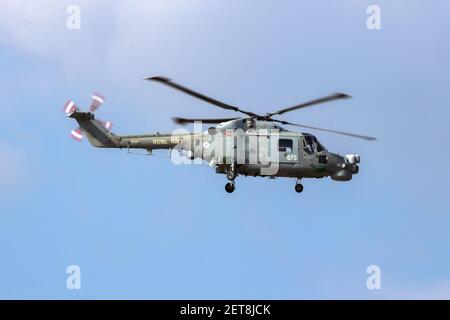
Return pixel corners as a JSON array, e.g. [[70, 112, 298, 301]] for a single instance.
[[64, 101, 76, 114], [104, 121, 113, 130], [70, 129, 84, 141], [92, 95, 104, 104]]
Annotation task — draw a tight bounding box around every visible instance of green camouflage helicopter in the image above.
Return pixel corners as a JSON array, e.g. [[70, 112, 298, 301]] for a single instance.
[[63, 77, 376, 193]]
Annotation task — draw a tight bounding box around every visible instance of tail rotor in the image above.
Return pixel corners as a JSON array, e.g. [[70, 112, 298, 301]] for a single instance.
[[63, 92, 112, 142]]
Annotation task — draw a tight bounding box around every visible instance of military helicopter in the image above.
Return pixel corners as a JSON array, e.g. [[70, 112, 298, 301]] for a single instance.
[[63, 76, 376, 193]]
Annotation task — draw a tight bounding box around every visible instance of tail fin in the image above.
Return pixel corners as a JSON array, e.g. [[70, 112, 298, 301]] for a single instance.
[[68, 111, 119, 148]]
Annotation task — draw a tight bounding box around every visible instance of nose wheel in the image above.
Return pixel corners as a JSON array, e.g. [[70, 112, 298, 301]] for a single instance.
[[225, 182, 235, 193], [295, 178, 303, 193]]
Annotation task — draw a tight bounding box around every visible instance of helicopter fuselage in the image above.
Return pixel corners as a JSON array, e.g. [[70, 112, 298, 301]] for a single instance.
[[112, 119, 359, 182]]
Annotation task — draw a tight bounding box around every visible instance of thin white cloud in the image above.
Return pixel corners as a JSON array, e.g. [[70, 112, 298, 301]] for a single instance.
[[0, 0, 195, 66], [0, 0, 65, 54]]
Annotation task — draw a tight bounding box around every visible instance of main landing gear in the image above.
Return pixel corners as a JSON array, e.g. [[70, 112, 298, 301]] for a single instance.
[[225, 164, 237, 193], [226, 170, 237, 181], [295, 178, 304, 193]]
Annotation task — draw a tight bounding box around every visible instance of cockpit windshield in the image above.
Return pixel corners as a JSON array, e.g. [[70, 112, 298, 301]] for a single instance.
[[303, 135, 327, 153], [314, 136, 327, 152]]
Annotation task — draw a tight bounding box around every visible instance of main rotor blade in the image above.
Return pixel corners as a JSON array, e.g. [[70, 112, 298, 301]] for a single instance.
[[266, 93, 351, 117], [273, 120, 377, 141], [172, 117, 239, 125], [147, 76, 258, 117]]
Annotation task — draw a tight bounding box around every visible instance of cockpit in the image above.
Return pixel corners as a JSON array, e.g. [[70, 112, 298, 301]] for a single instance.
[[303, 134, 327, 154]]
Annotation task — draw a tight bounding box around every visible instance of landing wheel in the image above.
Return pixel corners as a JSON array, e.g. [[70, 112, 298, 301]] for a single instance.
[[225, 182, 235, 193], [295, 183, 304, 193]]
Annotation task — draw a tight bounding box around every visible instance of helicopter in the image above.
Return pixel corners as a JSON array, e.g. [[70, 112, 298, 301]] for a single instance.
[[63, 76, 376, 193]]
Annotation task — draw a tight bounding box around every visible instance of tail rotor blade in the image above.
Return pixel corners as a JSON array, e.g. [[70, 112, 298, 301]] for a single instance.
[[69, 128, 84, 142], [98, 119, 113, 131], [90, 92, 106, 112], [104, 121, 113, 131], [63, 100, 78, 115]]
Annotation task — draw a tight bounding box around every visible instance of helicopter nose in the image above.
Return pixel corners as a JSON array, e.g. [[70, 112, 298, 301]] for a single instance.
[[330, 154, 359, 181]]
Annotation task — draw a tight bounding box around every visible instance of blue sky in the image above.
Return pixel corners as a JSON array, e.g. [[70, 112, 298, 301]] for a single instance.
[[0, 0, 449, 299]]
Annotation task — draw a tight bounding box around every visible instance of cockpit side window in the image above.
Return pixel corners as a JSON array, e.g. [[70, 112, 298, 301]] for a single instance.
[[303, 136, 315, 154], [279, 139, 293, 153], [303, 135, 327, 153]]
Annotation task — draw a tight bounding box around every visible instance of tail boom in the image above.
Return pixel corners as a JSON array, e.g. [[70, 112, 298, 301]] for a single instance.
[[68, 111, 184, 150]]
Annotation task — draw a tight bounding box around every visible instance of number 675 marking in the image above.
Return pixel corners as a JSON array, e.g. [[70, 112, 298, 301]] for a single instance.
[[286, 154, 297, 161]]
